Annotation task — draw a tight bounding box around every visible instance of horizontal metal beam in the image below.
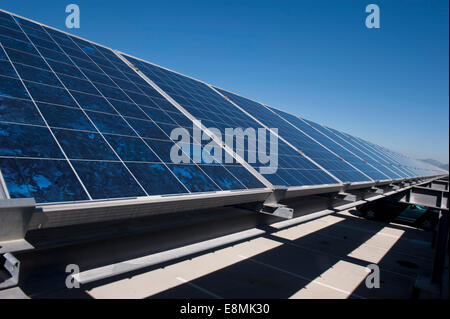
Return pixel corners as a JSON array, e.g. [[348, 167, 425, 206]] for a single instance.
[[398, 187, 448, 210], [0, 253, 20, 289], [335, 192, 357, 202], [0, 198, 36, 254], [25, 177, 440, 229], [31, 189, 272, 230]]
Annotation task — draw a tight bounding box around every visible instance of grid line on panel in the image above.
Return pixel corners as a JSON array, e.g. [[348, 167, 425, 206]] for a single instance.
[[321, 125, 403, 179], [61, 35, 233, 193], [334, 131, 398, 171], [145, 60, 285, 187], [115, 52, 273, 189], [294, 116, 391, 181], [39, 26, 191, 195], [0, 41, 93, 200], [11, 18, 152, 197], [0, 155, 242, 167]]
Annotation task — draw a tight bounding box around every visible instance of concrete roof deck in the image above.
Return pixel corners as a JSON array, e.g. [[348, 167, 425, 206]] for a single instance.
[[19, 207, 436, 299]]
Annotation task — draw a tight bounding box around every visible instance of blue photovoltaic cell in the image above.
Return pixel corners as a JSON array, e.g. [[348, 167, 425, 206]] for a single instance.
[[166, 164, 221, 193], [37, 102, 96, 131], [104, 134, 160, 162], [215, 88, 370, 183], [126, 162, 187, 195], [0, 157, 89, 202], [0, 122, 62, 158], [122, 55, 340, 187], [0, 11, 265, 203], [0, 95, 43, 125], [71, 160, 147, 199]]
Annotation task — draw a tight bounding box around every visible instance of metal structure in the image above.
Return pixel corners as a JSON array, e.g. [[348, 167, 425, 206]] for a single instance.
[[0, 9, 448, 296]]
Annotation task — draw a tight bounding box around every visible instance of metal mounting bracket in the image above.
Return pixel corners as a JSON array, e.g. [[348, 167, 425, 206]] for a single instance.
[[0, 198, 36, 254], [236, 187, 294, 219], [259, 187, 293, 219], [369, 187, 384, 195], [389, 183, 400, 191], [0, 253, 20, 290], [335, 192, 357, 202], [260, 202, 294, 219]]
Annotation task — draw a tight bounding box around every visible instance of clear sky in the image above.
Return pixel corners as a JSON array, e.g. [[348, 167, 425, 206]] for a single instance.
[[2, 0, 449, 163]]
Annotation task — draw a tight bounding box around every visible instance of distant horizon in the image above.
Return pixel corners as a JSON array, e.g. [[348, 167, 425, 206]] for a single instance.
[[1, 1, 448, 162]]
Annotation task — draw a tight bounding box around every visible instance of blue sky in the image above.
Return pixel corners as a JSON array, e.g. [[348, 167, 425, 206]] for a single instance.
[[2, 0, 449, 163]]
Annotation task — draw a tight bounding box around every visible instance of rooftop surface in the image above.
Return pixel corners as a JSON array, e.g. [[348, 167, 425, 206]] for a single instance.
[[16, 208, 438, 299]]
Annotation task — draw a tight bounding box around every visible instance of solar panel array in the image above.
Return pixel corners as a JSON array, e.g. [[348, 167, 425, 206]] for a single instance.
[[0, 10, 445, 204]]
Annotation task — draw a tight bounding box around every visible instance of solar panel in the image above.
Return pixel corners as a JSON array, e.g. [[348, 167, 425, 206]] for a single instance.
[[0, 11, 266, 203], [0, 10, 443, 205]]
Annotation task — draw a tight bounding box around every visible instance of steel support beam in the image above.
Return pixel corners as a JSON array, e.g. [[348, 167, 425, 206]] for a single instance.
[[431, 211, 449, 286], [0, 253, 20, 289], [0, 198, 36, 254], [398, 187, 448, 210]]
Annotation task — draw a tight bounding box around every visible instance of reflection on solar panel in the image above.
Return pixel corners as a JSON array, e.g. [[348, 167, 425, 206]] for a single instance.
[[0, 10, 445, 204]]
